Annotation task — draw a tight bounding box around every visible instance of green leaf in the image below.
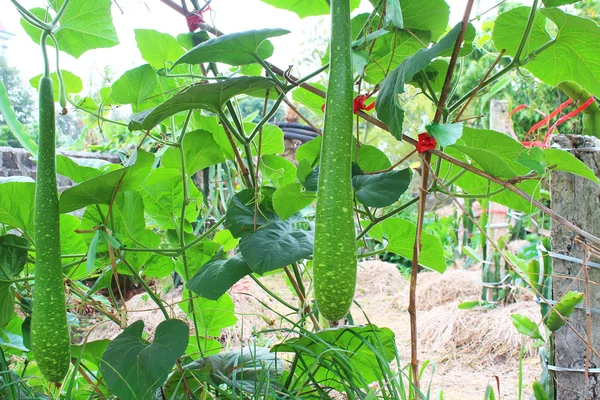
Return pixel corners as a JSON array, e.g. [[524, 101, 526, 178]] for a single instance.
[[292, 83, 326, 115], [401, 0, 450, 40], [426, 123, 463, 147], [173, 29, 289, 67], [272, 325, 395, 390], [259, 0, 360, 18], [177, 31, 211, 50], [544, 148, 599, 183], [546, 291, 584, 332], [21, 0, 119, 58], [139, 168, 203, 231], [408, 59, 448, 93], [0, 80, 38, 155], [365, 218, 446, 272], [511, 314, 544, 340], [243, 123, 285, 156], [30, 70, 83, 98], [352, 169, 412, 208], [129, 77, 276, 131], [457, 301, 480, 310], [384, 0, 403, 28], [56, 155, 107, 183], [100, 319, 189, 400], [162, 130, 226, 175], [59, 150, 154, 213], [142, 255, 176, 278], [357, 144, 392, 172], [186, 252, 252, 300], [543, 0, 580, 5], [135, 29, 185, 70], [239, 222, 314, 274], [110, 65, 158, 111], [376, 23, 462, 140], [296, 136, 322, 165], [261, 155, 297, 187], [272, 183, 315, 220], [493, 7, 600, 98], [213, 230, 239, 252], [0, 235, 29, 327], [532, 381, 549, 400], [450, 127, 530, 179], [60, 214, 89, 267], [0, 181, 35, 235], [225, 187, 279, 238], [180, 293, 237, 336], [363, 30, 428, 85]]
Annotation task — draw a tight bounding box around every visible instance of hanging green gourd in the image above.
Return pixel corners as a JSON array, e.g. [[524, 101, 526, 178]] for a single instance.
[[313, 0, 357, 322], [31, 32, 71, 383]]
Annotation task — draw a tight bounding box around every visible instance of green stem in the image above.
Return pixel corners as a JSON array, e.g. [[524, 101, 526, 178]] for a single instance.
[[40, 32, 51, 78], [217, 109, 247, 144], [177, 113, 204, 355], [253, 56, 287, 92], [357, 196, 420, 240], [51, 0, 71, 31], [10, 0, 50, 30], [117, 250, 170, 319], [246, 93, 286, 143], [290, 64, 330, 88], [68, 98, 129, 127], [243, 143, 257, 187], [249, 275, 299, 312], [513, 0, 540, 63], [163, 73, 229, 80], [0, 347, 18, 400]]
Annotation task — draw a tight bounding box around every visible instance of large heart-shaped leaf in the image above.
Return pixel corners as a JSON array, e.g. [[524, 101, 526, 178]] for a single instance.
[[110, 65, 158, 111], [225, 187, 279, 238], [365, 218, 446, 272], [20, 0, 119, 58], [179, 293, 237, 337], [376, 23, 462, 140], [272, 183, 315, 220], [100, 319, 188, 400], [139, 168, 203, 231], [162, 130, 227, 175], [129, 77, 276, 131], [173, 29, 289, 67], [0, 235, 29, 327], [186, 252, 252, 300], [493, 7, 600, 98], [0, 181, 35, 235], [135, 29, 185, 69], [352, 169, 412, 208], [59, 149, 154, 213], [30, 70, 83, 98], [239, 221, 314, 274], [56, 155, 108, 183]]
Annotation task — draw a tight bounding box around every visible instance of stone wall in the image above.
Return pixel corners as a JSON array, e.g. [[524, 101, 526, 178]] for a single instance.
[[0, 146, 121, 190]]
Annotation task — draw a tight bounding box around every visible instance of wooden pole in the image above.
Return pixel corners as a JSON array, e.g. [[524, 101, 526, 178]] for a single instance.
[[551, 134, 600, 399]]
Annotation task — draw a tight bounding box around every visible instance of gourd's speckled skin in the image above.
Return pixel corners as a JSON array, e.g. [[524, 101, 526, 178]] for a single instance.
[[31, 77, 70, 382], [313, 0, 357, 321]]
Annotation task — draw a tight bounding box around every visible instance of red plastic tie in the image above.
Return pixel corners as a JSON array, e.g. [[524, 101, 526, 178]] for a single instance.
[[353, 94, 375, 114], [186, 6, 210, 32], [416, 133, 437, 153]]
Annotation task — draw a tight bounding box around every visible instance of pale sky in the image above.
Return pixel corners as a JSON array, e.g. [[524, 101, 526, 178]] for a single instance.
[[0, 0, 500, 94]]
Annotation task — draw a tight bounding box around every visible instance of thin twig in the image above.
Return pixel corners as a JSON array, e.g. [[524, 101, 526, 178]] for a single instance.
[[454, 49, 506, 122], [281, 96, 321, 135]]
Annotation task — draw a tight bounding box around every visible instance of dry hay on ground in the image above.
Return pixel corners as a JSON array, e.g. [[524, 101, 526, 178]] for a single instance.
[[355, 260, 407, 298], [419, 301, 539, 366], [85, 277, 280, 348], [395, 269, 481, 311]]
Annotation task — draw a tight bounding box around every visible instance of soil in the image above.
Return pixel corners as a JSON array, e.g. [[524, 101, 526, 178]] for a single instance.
[[86, 260, 541, 399]]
